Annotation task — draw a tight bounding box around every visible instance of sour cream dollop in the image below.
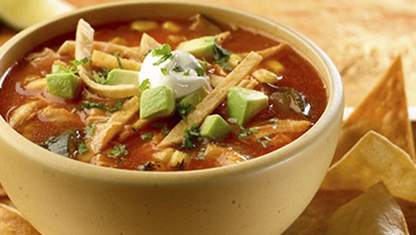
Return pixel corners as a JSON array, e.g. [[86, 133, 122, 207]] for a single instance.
[[139, 49, 210, 99]]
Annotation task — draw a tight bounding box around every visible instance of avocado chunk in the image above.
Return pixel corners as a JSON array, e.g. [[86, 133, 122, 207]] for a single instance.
[[175, 36, 216, 59], [106, 69, 140, 86], [46, 73, 81, 99], [140, 85, 175, 120], [177, 87, 209, 107], [227, 86, 269, 126], [200, 114, 231, 141]]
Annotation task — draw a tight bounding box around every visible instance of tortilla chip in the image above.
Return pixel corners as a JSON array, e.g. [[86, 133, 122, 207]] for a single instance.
[[282, 190, 361, 235], [0, 183, 6, 199], [0, 203, 41, 235], [397, 198, 416, 234], [321, 131, 416, 203], [324, 183, 409, 235], [333, 55, 415, 163]]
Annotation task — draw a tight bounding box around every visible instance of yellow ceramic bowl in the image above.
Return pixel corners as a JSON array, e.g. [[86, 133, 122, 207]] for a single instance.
[[0, 2, 343, 235]]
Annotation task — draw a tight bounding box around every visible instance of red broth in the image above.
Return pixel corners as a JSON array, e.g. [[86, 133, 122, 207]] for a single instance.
[[0, 16, 327, 171]]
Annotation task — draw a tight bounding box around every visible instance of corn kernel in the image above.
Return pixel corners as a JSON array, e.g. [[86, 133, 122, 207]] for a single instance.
[[266, 60, 285, 73], [228, 53, 243, 69], [162, 21, 182, 33], [169, 150, 190, 169], [131, 20, 158, 32], [252, 68, 279, 84]]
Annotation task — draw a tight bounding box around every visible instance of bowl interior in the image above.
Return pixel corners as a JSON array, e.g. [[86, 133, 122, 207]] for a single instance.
[[0, 1, 343, 182]]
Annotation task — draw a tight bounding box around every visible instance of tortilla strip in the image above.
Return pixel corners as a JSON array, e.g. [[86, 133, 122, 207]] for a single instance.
[[75, 19, 140, 99], [9, 100, 46, 128], [88, 96, 140, 152], [91, 50, 142, 71], [333, 55, 415, 163], [215, 31, 230, 44], [138, 33, 162, 57], [58, 40, 143, 61], [157, 51, 263, 148], [0, 203, 41, 235], [238, 43, 288, 59]]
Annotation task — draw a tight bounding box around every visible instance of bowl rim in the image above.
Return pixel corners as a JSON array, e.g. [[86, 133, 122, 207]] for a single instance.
[[0, 1, 344, 185]]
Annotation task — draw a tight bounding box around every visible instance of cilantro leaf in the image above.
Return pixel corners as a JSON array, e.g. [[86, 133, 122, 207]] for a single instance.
[[107, 144, 129, 158], [213, 42, 232, 71], [81, 100, 123, 112], [178, 124, 202, 150]]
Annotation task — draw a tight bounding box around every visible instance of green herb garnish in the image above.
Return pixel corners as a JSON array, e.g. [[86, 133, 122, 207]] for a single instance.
[[140, 133, 153, 140], [152, 44, 174, 66], [173, 66, 185, 72], [84, 123, 96, 138], [113, 51, 124, 69], [178, 123, 202, 150], [77, 141, 89, 154], [213, 42, 232, 71], [107, 144, 129, 158], [177, 103, 195, 123], [237, 126, 258, 139], [139, 78, 150, 92], [160, 67, 170, 75], [195, 67, 205, 76], [257, 135, 272, 148], [81, 100, 123, 112]]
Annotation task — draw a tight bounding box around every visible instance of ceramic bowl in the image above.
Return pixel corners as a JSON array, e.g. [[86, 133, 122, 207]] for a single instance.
[[0, 2, 343, 235]]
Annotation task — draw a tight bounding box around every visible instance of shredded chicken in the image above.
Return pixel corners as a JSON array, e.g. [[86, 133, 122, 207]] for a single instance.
[[9, 100, 47, 128], [88, 96, 140, 152], [203, 144, 249, 166], [38, 106, 73, 122]]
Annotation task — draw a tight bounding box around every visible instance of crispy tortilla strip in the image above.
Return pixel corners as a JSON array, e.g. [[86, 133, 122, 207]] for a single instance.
[[215, 31, 230, 44], [333, 55, 415, 163], [138, 33, 162, 57], [75, 19, 140, 99], [91, 50, 142, 71], [9, 100, 46, 128], [238, 43, 288, 59], [325, 183, 409, 235], [321, 131, 416, 204], [0, 203, 41, 235], [88, 96, 140, 152], [157, 52, 263, 148], [58, 40, 143, 61]]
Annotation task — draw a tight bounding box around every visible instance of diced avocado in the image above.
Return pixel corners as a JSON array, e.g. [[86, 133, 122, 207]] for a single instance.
[[106, 69, 140, 86], [200, 114, 231, 141], [140, 85, 175, 120], [175, 36, 216, 59], [46, 73, 81, 99], [227, 86, 269, 126], [177, 87, 209, 107]]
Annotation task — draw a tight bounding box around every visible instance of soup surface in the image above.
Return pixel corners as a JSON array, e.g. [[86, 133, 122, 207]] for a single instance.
[[0, 15, 327, 171]]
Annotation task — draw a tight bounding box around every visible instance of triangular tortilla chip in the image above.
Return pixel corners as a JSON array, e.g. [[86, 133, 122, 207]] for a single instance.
[[0, 203, 41, 235], [0, 183, 6, 198], [282, 190, 361, 235], [333, 55, 415, 163], [324, 183, 409, 235], [321, 131, 416, 203]]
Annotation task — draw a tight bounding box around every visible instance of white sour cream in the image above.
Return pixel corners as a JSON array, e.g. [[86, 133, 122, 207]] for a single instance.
[[139, 50, 210, 99]]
